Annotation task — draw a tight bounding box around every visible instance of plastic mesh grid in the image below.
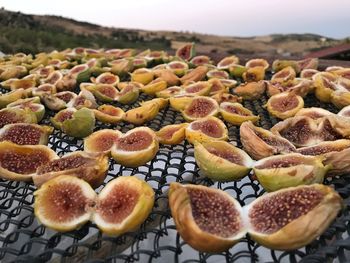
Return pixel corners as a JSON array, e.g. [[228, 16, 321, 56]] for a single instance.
[[0, 87, 350, 263]]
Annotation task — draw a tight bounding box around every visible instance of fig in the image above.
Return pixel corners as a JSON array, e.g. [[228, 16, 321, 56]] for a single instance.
[[253, 153, 328, 192], [242, 67, 265, 82], [132, 58, 148, 69], [145, 50, 166, 63], [266, 92, 304, 120], [140, 98, 168, 110], [194, 141, 254, 181], [9, 78, 36, 93], [110, 59, 133, 76], [208, 78, 228, 95], [271, 66, 296, 82], [234, 81, 266, 100], [116, 82, 140, 104], [93, 105, 125, 124], [211, 92, 242, 104], [330, 90, 350, 109], [130, 68, 154, 85], [51, 108, 76, 129], [123, 102, 160, 125], [84, 129, 122, 155], [206, 69, 229, 80], [300, 69, 319, 79], [219, 79, 238, 88], [117, 81, 143, 91], [7, 97, 45, 122], [111, 127, 159, 167], [297, 58, 319, 70], [33, 151, 109, 188], [169, 94, 195, 111], [0, 107, 37, 128], [318, 115, 350, 141], [140, 78, 167, 96], [93, 176, 154, 235], [67, 90, 98, 110], [92, 72, 120, 86], [272, 59, 301, 74], [229, 64, 247, 78], [156, 123, 188, 145], [152, 69, 180, 86], [240, 121, 296, 160], [338, 105, 350, 118], [180, 65, 208, 84], [183, 81, 211, 96], [0, 89, 25, 109], [166, 61, 189, 77], [220, 102, 259, 125], [42, 91, 77, 111], [245, 59, 269, 70], [0, 123, 53, 145], [30, 65, 55, 78], [84, 84, 119, 102], [190, 55, 212, 67], [182, 96, 219, 121], [42, 70, 63, 86], [313, 72, 338, 103], [32, 84, 57, 97], [156, 86, 183, 98], [69, 64, 90, 83], [267, 79, 312, 97], [175, 43, 195, 60], [295, 107, 334, 120], [247, 184, 342, 250], [185, 116, 228, 144], [168, 183, 246, 252], [217, 56, 239, 70], [0, 141, 58, 181], [0, 65, 27, 80]]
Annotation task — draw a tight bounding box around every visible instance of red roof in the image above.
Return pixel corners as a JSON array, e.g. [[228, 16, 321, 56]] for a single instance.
[[305, 43, 350, 59]]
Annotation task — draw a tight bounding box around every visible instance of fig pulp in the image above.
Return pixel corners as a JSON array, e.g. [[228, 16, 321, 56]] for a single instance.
[[240, 121, 296, 160], [234, 81, 266, 100], [266, 92, 304, 120], [111, 127, 159, 167], [166, 61, 189, 77], [194, 141, 254, 181], [156, 123, 188, 145], [84, 129, 123, 155], [182, 96, 219, 121], [33, 151, 109, 188], [183, 81, 211, 96], [93, 105, 125, 124], [220, 102, 259, 125], [253, 153, 328, 192], [217, 56, 239, 69], [175, 43, 195, 60], [0, 141, 58, 181]]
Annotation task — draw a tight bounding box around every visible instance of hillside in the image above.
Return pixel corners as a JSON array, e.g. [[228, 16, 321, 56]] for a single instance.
[[0, 8, 347, 57]]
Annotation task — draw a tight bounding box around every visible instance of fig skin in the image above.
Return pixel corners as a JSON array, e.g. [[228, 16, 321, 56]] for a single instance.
[[153, 69, 180, 86], [116, 83, 140, 105], [240, 121, 296, 160], [123, 102, 160, 125], [338, 105, 350, 118], [220, 102, 259, 125], [211, 92, 242, 104], [247, 184, 342, 250], [93, 105, 125, 124], [194, 141, 254, 181], [271, 66, 296, 83], [84, 129, 123, 155], [185, 116, 228, 144], [83, 84, 119, 103], [169, 95, 195, 112], [168, 182, 246, 253], [0, 89, 25, 109], [245, 58, 269, 70], [234, 81, 266, 100], [183, 81, 212, 96], [313, 72, 338, 103], [217, 55, 239, 69], [330, 90, 350, 109], [180, 65, 208, 84], [140, 79, 167, 96], [33, 151, 109, 188], [111, 127, 159, 167], [155, 86, 183, 98], [0, 141, 58, 181], [156, 123, 188, 145], [208, 78, 229, 96], [61, 108, 96, 138], [130, 68, 154, 85], [93, 176, 154, 236], [272, 60, 301, 74], [34, 175, 97, 232], [266, 92, 304, 120], [253, 153, 328, 192], [242, 66, 265, 82], [182, 96, 219, 122]]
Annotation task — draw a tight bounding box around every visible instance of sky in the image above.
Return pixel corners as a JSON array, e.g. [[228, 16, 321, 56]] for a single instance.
[[1, 0, 350, 39]]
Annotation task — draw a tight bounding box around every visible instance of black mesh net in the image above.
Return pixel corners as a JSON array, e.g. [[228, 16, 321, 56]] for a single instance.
[[0, 86, 350, 263]]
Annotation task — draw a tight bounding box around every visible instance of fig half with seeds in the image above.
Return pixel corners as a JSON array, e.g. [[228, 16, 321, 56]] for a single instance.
[[84, 84, 119, 102], [66, 90, 98, 110], [190, 55, 212, 67], [0, 123, 53, 145], [93, 104, 125, 124], [338, 105, 350, 118], [253, 153, 328, 192], [206, 69, 229, 79], [42, 91, 77, 111], [271, 66, 296, 82], [116, 82, 140, 104], [194, 141, 254, 181], [185, 116, 228, 144], [92, 72, 120, 86], [156, 123, 188, 145], [0, 141, 58, 181], [166, 61, 189, 76], [183, 81, 211, 96], [84, 129, 122, 155], [208, 78, 228, 95], [234, 81, 266, 100], [266, 92, 304, 120], [245, 58, 269, 70], [7, 97, 46, 122], [180, 65, 208, 84], [240, 121, 296, 160], [217, 55, 239, 70], [182, 96, 219, 121], [33, 151, 109, 188], [0, 107, 37, 128], [220, 102, 259, 125], [175, 43, 195, 60], [111, 127, 159, 167], [313, 72, 338, 103], [169, 183, 246, 253]]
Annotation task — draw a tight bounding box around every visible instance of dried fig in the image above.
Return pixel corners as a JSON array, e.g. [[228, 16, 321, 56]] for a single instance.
[[266, 92, 304, 120], [229, 64, 247, 78], [42, 91, 77, 111], [338, 105, 350, 118], [211, 92, 242, 104], [208, 78, 229, 95], [242, 66, 265, 82], [169, 94, 195, 111], [245, 59, 269, 70], [0, 107, 37, 128], [116, 82, 140, 104], [156, 123, 188, 145], [217, 56, 239, 69], [271, 66, 296, 82], [84, 84, 119, 102], [123, 102, 160, 125], [267, 79, 312, 97], [156, 86, 183, 98], [234, 81, 266, 100], [272, 59, 301, 74], [180, 65, 208, 84], [32, 84, 57, 97], [330, 90, 350, 109], [219, 79, 238, 88], [7, 97, 45, 122], [220, 102, 259, 125], [166, 61, 189, 77], [206, 69, 229, 79], [190, 55, 212, 67], [130, 68, 154, 85], [313, 72, 338, 103], [182, 96, 219, 121], [183, 81, 211, 96], [300, 69, 319, 79], [175, 43, 195, 60], [140, 98, 168, 110], [295, 107, 335, 120], [92, 72, 120, 86], [153, 69, 180, 86], [141, 78, 167, 96], [66, 90, 98, 110], [84, 129, 123, 155], [0, 89, 25, 109]]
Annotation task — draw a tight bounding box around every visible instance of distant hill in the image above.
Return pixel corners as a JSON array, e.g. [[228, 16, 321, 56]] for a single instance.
[[0, 8, 348, 57]]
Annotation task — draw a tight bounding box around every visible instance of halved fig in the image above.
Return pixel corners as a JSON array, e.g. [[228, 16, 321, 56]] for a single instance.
[[300, 69, 319, 79], [33, 151, 109, 188], [92, 72, 120, 86], [9, 78, 36, 91], [7, 97, 45, 122], [190, 55, 212, 67], [253, 153, 328, 192], [183, 81, 211, 96], [272, 59, 301, 74], [0, 123, 53, 145], [313, 72, 338, 103], [0, 141, 58, 181], [139, 97, 168, 110], [94, 105, 125, 124], [211, 92, 242, 104], [266, 92, 304, 120], [297, 58, 319, 70], [180, 65, 208, 84], [318, 115, 350, 141], [234, 81, 266, 100], [333, 68, 350, 80], [32, 84, 57, 97], [34, 175, 97, 232], [194, 141, 254, 181], [0, 107, 37, 128], [123, 102, 160, 125], [66, 90, 98, 110], [130, 68, 154, 85], [152, 69, 180, 86], [0, 89, 25, 109], [51, 108, 76, 129], [220, 102, 259, 125], [338, 105, 350, 118], [271, 116, 319, 147], [208, 78, 228, 95], [84, 84, 119, 102], [267, 79, 312, 97], [229, 64, 247, 78], [84, 129, 122, 155], [156, 123, 188, 145], [168, 183, 246, 252], [42, 91, 77, 111], [145, 50, 166, 63], [166, 61, 189, 77], [0, 65, 27, 81], [69, 64, 90, 83], [175, 43, 195, 60], [93, 176, 154, 235], [247, 184, 342, 250], [219, 79, 238, 88], [330, 90, 350, 109], [140, 78, 167, 96], [42, 70, 63, 86], [169, 94, 196, 111], [185, 116, 228, 144], [217, 56, 239, 70], [206, 69, 229, 79], [271, 66, 296, 82], [156, 86, 183, 98], [242, 67, 265, 82], [111, 127, 159, 167], [132, 58, 147, 69], [240, 121, 296, 160], [245, 59, 269, 70], [182, 96, 219, 121], [295, 107, 335, 120], [116, 82, 140, 104]]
